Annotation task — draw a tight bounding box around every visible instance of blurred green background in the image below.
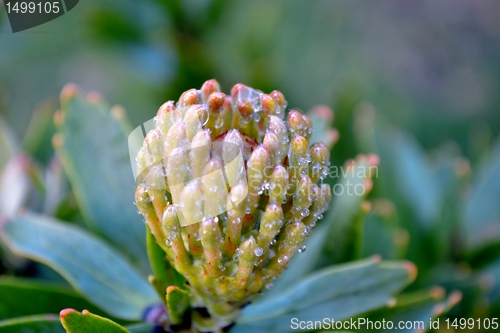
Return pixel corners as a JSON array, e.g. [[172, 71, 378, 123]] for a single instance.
[[1, 0, 500, 331], [1, 0, 500, 159]]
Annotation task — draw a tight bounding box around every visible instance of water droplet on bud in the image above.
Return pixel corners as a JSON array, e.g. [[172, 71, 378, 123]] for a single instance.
[[277, 255, 289, 264], [168, 231, 177, 240], [254, 247, 264, 257]]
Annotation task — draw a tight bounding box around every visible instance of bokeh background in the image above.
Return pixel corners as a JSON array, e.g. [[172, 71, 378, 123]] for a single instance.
[[2, 0, 500, 153], [1, 0, 500, 330]]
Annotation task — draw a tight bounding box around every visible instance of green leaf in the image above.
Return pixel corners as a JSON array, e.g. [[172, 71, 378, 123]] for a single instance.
[[148, 275, 167, 308], [60, 309, 129, 333], [22, 100, 57, 165], [0, 277, 106, 321], [166, 286, 190, 325], [146, 225, 185, 290], [234, 258, 416, 333], [0, 214, 158, 320], [55, 90, 148, 272], [0, 315, 65, 333]]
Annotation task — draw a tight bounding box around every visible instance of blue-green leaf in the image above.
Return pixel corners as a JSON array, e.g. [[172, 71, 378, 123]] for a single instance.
[[234, 258, 416, 333], [0, 315, 65, 333], [368, 288, 461, 333], [383, 131, 441, 227], [360, 209, 407, 260], [322, 158, 375, 264], [125, 323, 154, 333], [485, 259, 500, 309], [465, 139, 500, 249], [55, 89, 148, 272], [0, 214, 158, 320]]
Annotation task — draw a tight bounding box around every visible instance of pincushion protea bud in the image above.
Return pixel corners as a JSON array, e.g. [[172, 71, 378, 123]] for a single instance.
[[135, 80, 332, 332]]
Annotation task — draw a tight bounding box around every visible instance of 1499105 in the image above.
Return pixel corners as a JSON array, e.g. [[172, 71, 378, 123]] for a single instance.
[[5, 1, 60, 14]]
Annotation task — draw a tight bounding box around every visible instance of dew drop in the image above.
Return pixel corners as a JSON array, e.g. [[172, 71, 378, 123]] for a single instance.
[[200, 111, 209, 126], [298, 245, 307, 253], [277, 255, 289, 264], [301, 208, 310, 217], [214, 117, 224, 129], [254, 247, 264, 257], [168, 231, 177, 240], [270, 239, 276, 246]]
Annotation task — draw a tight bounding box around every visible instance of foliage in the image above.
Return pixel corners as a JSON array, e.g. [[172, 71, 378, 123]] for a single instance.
[[1, 1, 500, 333]]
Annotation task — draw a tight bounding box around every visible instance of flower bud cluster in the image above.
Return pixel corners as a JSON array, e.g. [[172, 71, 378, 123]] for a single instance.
[[135, 80, 332, 331]]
